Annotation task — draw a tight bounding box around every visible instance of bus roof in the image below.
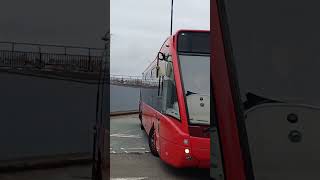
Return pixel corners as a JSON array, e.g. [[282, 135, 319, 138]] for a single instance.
[[142, 29, 210, 75]]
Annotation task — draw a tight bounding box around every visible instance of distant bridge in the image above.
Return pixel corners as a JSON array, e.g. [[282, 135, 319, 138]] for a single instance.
[[110, 74, 142, 87], [110, 74, 160, 88], [0, 41, 153, 87]]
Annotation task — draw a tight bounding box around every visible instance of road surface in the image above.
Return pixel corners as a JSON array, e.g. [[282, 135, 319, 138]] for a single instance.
[[110, 114, 209, 180]]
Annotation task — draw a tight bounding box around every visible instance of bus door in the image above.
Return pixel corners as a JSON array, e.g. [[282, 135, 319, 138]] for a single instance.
[[212, 0, 320, 179], [141, 71, 157, 135], [157, 48, 182, 161]]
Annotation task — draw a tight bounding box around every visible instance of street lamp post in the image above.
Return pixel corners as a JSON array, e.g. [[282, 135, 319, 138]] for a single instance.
[[170, 0, 174, 35]]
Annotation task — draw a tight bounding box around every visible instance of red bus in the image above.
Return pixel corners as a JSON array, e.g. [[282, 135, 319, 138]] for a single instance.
[[139, 30, 210, 168], [211, 0, 320, 179]]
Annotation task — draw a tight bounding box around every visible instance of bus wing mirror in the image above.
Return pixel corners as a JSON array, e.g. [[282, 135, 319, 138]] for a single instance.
[[158, 52, 170, 62], [157, 52, 165, 61], [156, 62, 166, 78]]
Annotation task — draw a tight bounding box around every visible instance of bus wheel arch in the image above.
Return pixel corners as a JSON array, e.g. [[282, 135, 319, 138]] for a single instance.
[[139, 112, 144, 130], [148, 126, 159, 157]]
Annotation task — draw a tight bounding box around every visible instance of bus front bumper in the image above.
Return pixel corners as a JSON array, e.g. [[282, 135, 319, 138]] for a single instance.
[[189, 136, 210, 168], [160, 137, 210, 168]]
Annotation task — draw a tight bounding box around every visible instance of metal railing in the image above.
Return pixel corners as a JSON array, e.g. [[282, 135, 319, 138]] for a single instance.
[[110, 74, 161, 87], [110, 74, 142, 86], [0, 42, 105, 73]]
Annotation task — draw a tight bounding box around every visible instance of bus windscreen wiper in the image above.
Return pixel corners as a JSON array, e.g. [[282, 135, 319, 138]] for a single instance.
[[186, 90, 197, 96], [243, 92, 282, 110]]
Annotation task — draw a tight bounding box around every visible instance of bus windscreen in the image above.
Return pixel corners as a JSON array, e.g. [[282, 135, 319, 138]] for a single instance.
[[176, 31, 210, 126], [179, 55, 210, 125]]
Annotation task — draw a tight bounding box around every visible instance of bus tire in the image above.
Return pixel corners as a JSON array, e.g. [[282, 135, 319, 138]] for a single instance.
[[139, 113, 144, 130], [148, 128, 159, 157]]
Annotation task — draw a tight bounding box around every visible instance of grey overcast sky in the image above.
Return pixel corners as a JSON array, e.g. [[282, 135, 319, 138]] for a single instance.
[[111, 0, 210, 76]]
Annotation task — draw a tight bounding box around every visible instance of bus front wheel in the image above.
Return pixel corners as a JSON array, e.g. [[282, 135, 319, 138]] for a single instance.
[[139, 113, 144, 130], [148, 128, 159, 157]]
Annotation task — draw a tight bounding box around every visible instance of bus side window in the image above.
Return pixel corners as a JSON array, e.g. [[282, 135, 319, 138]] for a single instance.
[[144, 71, 152, 107], [161, 55, 180, 120], [151, 67, 162, 111]]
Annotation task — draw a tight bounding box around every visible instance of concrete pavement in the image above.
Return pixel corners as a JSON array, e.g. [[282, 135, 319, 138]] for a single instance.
[[111, 153, 209, 180]]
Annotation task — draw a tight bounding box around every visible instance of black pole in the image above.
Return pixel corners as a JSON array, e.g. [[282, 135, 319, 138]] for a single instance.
[[170, 0, 174, 35]]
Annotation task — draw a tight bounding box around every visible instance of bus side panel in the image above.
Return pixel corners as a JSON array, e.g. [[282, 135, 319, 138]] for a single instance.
[[190, 137, 210, 168], [160, 137, 199, 168], [141, 102, 157, 135], [159, 115, 185, 144], [158, 114, 192, 167]]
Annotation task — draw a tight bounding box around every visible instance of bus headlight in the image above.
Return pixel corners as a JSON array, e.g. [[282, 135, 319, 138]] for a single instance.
[[184, 148, 190, 154], [185, 148, 192, 160]]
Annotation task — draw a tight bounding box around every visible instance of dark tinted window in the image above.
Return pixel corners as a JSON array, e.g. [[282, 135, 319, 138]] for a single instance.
[[225, 0, 320, 108], [177, 31, 210, 54]]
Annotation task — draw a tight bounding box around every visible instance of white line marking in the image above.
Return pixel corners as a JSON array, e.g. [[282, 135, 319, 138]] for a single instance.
[[125, 151, 144, 153], [126, 147, 145, 150], [111, 134, 142, 138], [111, 177, 148, 180]]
